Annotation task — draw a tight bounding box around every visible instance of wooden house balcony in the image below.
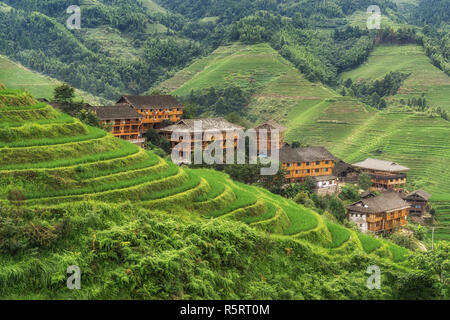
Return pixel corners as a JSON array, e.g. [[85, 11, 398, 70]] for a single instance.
[[367, 216, 383, 223]]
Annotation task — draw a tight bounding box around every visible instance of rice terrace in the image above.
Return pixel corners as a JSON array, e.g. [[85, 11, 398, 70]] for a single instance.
[[0, 0, 448, 304]]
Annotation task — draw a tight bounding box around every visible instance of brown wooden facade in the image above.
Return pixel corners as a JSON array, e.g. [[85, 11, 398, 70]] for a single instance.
[[283, 160, 335, 183], [352, 158, 410, 191], [280, 146, 336, 184], [92, 105, 145, 146], [347, 191, 410, 234], [403, 189, 431, 217], [254, 120, 287, 154], [117, 95, 183, 131], [364, 208, 409, 233]]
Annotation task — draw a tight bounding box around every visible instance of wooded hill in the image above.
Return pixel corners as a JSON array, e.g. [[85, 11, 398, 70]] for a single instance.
[[0, 0, 448, 100]]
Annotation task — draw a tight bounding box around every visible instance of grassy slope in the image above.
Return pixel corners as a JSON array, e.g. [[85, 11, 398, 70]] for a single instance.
[[157, 42, 336, 123], [0, 55, 104, 104], [159, 42, 449, 241], [0, 88, 414, 298], [141, 0, 167, 13], [341, 45, 450, 112], [339, 44, 450, 241], [158, 43, 296, 96]]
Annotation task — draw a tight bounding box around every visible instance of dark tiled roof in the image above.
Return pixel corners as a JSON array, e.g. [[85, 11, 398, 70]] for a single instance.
[[334, 160, 357, 175], [404, 189, 431, 201], [92, 105, 143, 120], [360, 191, 377, 199], [353, 158, 410, 172], [255, 120, 287, 133], [159, 118, 244, 132], [280, 145, 336, 163], [118, 95, 183, 109], [346, 191, 410, 214]]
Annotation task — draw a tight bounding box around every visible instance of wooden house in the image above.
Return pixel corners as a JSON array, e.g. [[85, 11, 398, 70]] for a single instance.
[[333, 160, 359, 184], [117, 95, 183, 131], [158, 118, 244, 158], [280, 146, 337, 188], [254, 120, 286, 154], [403, 189, 431, 217], [352, 158, 409, 191], [92, 105, 145, 147], [346, 191, 410, 234]]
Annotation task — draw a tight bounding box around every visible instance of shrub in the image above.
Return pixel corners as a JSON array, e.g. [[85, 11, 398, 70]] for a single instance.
[[358, 172, 372, 190], [389, 232, 419, 251], [339, 184, 360, 202], [327, 196, 346, 222], [7, 187, 26, 206]]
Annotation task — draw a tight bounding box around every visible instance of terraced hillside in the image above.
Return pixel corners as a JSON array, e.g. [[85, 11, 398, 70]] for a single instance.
[[341, 44, 450, 112], [158, 42, 449, 241], [285, 97, 450, 240], [0, 87, 411, 265], [0, 55, 104, 104], [156, 43, 336, 123]]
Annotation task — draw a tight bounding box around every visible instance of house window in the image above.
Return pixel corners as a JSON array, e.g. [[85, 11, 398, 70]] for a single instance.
[[315, 169, 319, 173], [287, 163, 292, 167], [306, 162, 310, 166], [324, 168, 328, 172], [325, 160, 329, 164], [306, 169, 310, 174], [297, 162, 301, 166], [316, 161, 320, 165]]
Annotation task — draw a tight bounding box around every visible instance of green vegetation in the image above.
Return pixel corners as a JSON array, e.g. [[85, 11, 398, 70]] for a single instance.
[[326, 222, 351, 248], [157, 36, 449, 242], [0, 55, 102, 104], [0, 0, 449, 299], [388, 243, 412, 262], [358, 233, 383, 253], [341, 45, 450, 112]]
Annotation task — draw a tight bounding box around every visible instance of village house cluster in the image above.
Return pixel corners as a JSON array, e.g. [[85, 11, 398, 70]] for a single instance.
[[95, 94, 432, 235]]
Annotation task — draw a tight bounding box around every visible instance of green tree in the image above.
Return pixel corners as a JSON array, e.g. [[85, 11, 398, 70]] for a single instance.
[[339, 184, 360, 202], [302, 176, 316, 194], [327, 196, 346, 222], [143, 128, 161, 146], [358, 172, 372, 191], [182, 103, 198, 119], [415, 224, 425, 241], [411, 241, 449, 287], [78, 109, 101, 128], [53, 83, 75, 103]]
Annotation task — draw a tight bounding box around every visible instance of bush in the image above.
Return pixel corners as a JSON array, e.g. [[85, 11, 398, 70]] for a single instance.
[[358, 172, 372, 191], [7, 187, 26, 206], [414, 225, 425, 241], [389, 232, 419, 251], [339, 184, 360, 202], [327, 196, 346, 222]]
